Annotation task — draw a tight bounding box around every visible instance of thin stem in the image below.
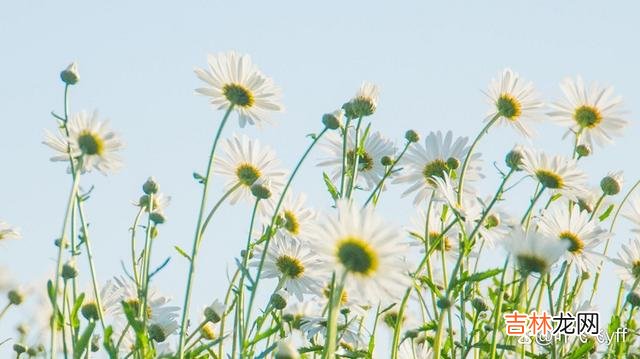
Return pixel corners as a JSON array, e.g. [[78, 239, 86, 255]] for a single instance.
[[177, 105, 234, 358], [363, 140, 411, 207], [140, 193, 155, 331], [129, 208, 144, 289], [457, 114, 499, 204], [339, 118, 353, 197], [346, 116, 363, 198], [323, 271, 347, 359], [238, 200, 260, 356], [489, 257, 510, 359]]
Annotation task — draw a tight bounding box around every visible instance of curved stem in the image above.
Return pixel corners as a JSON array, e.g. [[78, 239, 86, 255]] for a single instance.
[[177, 105, 234, 358], [457, 114, 499, 204]]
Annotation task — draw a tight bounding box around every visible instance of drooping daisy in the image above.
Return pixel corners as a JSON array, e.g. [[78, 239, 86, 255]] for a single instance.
[[214, 134, 287, 209], [549, 76, 628, 148], [520, 149, 588, 201], [623, 194, 640, 233], [485, 68, 543, 138], [610, 237, 640, 283], [0, 221, 20, 241], [502, 228, 568, 275], [343, 82, 379, 119], [194, 51, 283, 127], [317, 130, 396, 191], [264, 191, 315, 239], [395, 131, 483, 206], [308, 200, 411, 302], [251, 233, 324, 300], [43, 110, 124, 174], [536, 203, 609, 272]]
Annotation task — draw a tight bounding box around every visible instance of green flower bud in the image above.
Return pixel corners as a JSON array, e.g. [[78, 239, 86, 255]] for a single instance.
[[322, 111, 342, 130], [601, 173, 622, 196], [149, 211, 166, 225], [142, 177, 159, 195], [381, 155, 393, 166], [405, 129, 420, 143], [270, 290, 289, 310], [61, 260, 78, 280], [576, 144, 591, 158], [60, 63, 79, 85], [8, 289, 24, 305], [505, 148, 524, 171], [436, 296, 452, 309], [81, 302, 100, 321], [446, 157, 460, 170], [472, 297, 489, 312], [148, 324, 167, 343], [13, 343, 27, 354]]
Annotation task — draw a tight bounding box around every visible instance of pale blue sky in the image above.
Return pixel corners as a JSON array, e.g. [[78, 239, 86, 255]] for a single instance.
[[1, 0, 640, 355]]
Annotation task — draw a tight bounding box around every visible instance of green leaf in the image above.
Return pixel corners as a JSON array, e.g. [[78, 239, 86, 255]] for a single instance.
[[174, 245, 192, 261], [193, 172, 206, 184], [599, 204, 615, 222], [462, 268, 503, 284], [566, 341, 595, 359], [323, 172, 340, 200], [70, 293, 85, 330], [102, 326, 118, 359], [73, 321, 96, 359]]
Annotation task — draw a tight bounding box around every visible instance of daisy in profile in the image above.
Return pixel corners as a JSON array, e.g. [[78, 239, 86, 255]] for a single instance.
[[343, 82, 379, 119], [0, 221, 20, 241], [610, 237, 640, 282], [520, 149, 588, 201], [214, 134, 287, 208], [264, 191, 315, 239], [536, 203, 609, 272], [503, 227, 568, 275], [251, 233, 324, 300], [394, 131, 483, 206], [549, 76, 628, 148], [194, 51, 283, 127], [43, 110, 124, 174], [577, 186, 614, 219], [485, 68, 543, 138], [317, 130, 396, 191], [308, 200, 411, 302]]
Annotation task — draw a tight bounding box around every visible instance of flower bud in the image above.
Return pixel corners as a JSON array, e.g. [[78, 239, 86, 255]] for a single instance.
[[8, 289, 24, 305], [60, 63, 79, 85], [446, 157, 460, 170], [505, 148, 524, 171], [13, 343, 27, 355], [61, 260, 78, 280], [381, 156, 393, 166], [576, 144, 591, 158], [322, 110, 343, 130], [627, 290, 640, 307], [81, 302, 100, 321], [404, 329, 419, 339], [581, 271, 590, 280], [472, 297, 489, 312], [270, 289, 289, 310], [149, 211, 166, 225], [484, 214, 500, 229], [405, 130, 420, 143], [148, 323, 167, 342], [251, 180, 272, 199], [201, 323, 216, 340], [275, 340, 299, 359], [601, 172, 623, 196], [436, 296, 452, 309], [142, 177, 159, 195]]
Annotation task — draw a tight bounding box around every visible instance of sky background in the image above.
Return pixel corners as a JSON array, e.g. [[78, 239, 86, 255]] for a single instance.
[[2, 0, 640, 356]]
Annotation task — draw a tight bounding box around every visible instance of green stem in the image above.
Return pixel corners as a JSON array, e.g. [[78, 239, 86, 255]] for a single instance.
[[339, 118, 353, 197], [238, 200, 260, 356], [129, 208, 144, 289], [489, 257, 510, 359], [140, 193, 154, 331], [457, 114, 499, 204], [323, 272, 347, 359], [346, 116, 363, 198], [177, 105, 234, 358], [363, 140, 411, 207]]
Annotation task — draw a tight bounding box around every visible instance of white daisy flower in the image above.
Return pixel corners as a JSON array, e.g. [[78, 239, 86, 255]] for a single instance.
[[148, 315, 180, 343], [520, 149, 588, 201], [343, 82, 379, 118], [577, 186, 614, 219], [407, 205, 459, 261], [502, 228, 568, 274], [299, 315, 367, 350], [194, 51, 283, 127], [264, 191, 315, 239], [274, 339, 300, 359], [623, 193, 640, 233], [485, 68, 543, 138], [308, 200, 411, 303], [610, 237, 640, 283], [549, 76, 628, 148], [317, 130, 396, 191], [536, 203, 609, 272], [395, 131, 483, 206], [43, 110, 124, 174], [0, 221, 20, 241], [251, 233, 324, 300], [214, 134, 287, 209]]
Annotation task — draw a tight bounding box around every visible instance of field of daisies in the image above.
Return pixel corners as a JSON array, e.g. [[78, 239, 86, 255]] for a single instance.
[[1, 51, 639, 359]]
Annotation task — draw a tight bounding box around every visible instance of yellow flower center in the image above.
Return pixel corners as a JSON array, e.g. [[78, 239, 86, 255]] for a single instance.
[[429, 232, 452, 252], [283, 210, 300, 235], [275, 255, 305, 279], [632, 260, 640, 279], [423, 159, 450, 185], [336, 237, 378, 275], [222, 83, 254, 108], [559, 231, 584, 253], [574, 105, 602, 128], [77, 131, 104, 156], [535, 169, 564, 189], [235, 163, 261, 186], [346, 149, 374, 172], [496, 94, 522, 120]]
